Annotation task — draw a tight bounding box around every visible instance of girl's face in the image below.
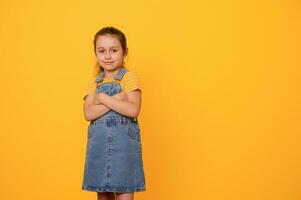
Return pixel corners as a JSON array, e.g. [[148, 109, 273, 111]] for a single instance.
[[95, 34, 127, 72]]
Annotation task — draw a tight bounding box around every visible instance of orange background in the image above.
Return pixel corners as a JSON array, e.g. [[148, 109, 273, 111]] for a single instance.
[[0, 0, 300, 200]]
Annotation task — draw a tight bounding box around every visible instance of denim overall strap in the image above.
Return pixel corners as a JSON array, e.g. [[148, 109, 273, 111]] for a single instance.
[[113, 67, 127, 81], [95, 70, 105, 83]]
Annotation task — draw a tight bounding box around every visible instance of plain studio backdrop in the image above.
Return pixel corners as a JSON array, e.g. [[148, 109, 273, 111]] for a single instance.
[[0, 0, 300, 200]]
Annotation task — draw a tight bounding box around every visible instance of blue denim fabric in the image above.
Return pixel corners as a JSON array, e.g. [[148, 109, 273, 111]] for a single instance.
[[82, 67, 146, 193]]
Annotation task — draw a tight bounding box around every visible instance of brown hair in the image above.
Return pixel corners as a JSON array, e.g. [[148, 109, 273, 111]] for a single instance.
[[92, 26, 128, 77]]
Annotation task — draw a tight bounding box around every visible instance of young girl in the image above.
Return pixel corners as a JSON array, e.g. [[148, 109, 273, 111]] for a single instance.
[[82, 27, 146, 200]]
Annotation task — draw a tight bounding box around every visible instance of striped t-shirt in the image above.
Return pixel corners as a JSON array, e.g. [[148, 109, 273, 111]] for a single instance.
[[83, 71, 141, 100]]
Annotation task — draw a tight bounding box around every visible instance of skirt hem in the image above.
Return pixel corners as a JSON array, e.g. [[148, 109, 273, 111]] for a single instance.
[[82, 185, 146, 193]]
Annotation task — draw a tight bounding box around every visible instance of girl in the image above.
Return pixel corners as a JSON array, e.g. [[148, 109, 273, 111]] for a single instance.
[[82, 27, 146, 200]]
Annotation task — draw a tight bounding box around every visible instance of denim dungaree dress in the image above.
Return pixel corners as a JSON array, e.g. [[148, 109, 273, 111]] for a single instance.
[[82, 67, 146, 193]]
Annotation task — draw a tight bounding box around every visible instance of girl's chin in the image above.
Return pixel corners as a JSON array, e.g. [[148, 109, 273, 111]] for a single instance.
[[101, 65, 120, 71]]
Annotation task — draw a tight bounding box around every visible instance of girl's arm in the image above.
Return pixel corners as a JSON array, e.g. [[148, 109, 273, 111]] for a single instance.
[[83, 92, 129, 121], [94, 90, 141, 118], [83, 94, 111, 121]]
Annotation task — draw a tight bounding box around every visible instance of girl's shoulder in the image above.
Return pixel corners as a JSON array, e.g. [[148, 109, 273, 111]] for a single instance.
[[121, 70, 141, 93], [83, 76, 97, 100], [123, 70, 138, 79], [122, 70, 140, 84]]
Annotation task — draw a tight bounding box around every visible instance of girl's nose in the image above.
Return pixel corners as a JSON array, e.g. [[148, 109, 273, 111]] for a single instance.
[[105, 52, 111, 59]]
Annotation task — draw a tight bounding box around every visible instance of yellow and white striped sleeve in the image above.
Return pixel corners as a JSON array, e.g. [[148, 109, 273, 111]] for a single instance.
[[83, 76, 96, 100], [122, 71, 142, 93]]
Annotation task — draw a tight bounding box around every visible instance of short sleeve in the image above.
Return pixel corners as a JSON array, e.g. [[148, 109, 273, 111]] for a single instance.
[[83, 76, 96, 100], [122, 71, 142, 93]]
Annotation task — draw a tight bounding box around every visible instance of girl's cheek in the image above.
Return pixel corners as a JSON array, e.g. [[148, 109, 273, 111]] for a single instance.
[[115, 53, 123, 59], [97, 55, 103, 60]]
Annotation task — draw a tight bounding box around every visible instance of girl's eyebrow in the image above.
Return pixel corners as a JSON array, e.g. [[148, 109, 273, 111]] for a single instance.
[[97, 46, 119, 49]]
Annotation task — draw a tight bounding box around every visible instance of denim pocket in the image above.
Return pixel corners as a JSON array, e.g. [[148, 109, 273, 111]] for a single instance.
[[127, 122, 140, 142]]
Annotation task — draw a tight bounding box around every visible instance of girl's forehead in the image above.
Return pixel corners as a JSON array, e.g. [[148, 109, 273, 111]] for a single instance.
[[96, 35, 121, 48]]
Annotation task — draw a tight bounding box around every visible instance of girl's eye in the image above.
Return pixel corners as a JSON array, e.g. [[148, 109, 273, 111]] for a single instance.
[[98, 50, 117, 53]]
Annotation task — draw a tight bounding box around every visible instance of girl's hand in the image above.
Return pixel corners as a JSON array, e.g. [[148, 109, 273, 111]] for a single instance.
[[93, 92, 127, 105], [114, 91, 138, 121], [113, 91, 128, 101], [93, 93, 105, 105]]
